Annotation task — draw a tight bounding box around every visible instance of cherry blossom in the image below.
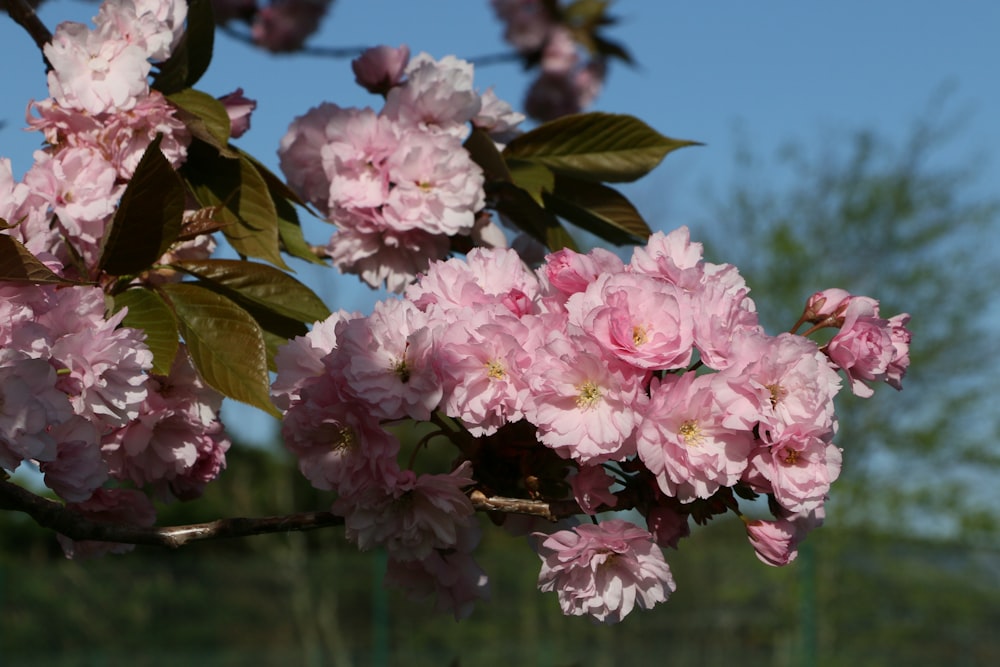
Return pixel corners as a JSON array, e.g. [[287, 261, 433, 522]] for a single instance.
[[535, 519, 675, 623]]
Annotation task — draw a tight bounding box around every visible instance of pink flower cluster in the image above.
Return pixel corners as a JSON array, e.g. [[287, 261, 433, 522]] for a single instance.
[[0, 0, 237, 556], [279, 45, 524, 292], [274, 225, 911, 621], [491, 0, 606, 121], [11, 0, 195, 272], [0, 280, 230, 553]]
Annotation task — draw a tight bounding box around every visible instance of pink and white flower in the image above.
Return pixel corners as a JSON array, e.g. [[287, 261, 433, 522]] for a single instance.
[[636, 372, 759, 503], [535, 519, 675, 623]]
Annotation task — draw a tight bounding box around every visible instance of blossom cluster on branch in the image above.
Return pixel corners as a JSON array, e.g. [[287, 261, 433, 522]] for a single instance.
[[272, 224, 910, 619], [0, 0, 912, 624]]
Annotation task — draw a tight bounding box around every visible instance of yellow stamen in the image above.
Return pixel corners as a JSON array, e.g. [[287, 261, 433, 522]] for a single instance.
[[632, 324, 649, 347], [766, 383, 786, 408], [576, 381, 602, 410], [485, 359, 506, 380], [679, 419, 703, 446]]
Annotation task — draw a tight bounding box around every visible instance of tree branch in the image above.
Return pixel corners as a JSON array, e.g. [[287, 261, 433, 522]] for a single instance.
[[0, 478, 344, 548], [0, 479, 586, 550], [1, 0, 53, 70]]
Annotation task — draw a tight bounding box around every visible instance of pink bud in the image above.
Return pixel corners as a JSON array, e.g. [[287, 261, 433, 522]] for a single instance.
[[218, 88, 256, 139], [744, 518, 801, 567], [803, 288, 852, 325], [352, 44, 410, 95]]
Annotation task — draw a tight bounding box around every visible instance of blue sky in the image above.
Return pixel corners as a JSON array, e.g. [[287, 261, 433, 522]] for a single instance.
[[2, 0, 998, 445]]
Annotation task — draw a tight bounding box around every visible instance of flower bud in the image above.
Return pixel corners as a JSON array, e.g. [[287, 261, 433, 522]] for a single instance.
[[218, 88, 256, 138], [802, 288, 852, 325], [352, 44, 410, 95]]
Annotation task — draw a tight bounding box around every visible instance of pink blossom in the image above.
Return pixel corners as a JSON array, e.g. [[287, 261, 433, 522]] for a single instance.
[[325, 226, 450, 293], [318, 106, 399, 213], [281, 370, 401, 494], [491, 0, 555, 53], [331, 298, 442, 421], [352, 44, 411, 95], [690, 263, 762, 370], [45, 21, 150, 114], [272, 311, 355, 411], [383, 520, 489, 620], [826, 298, 910, 397], [0, 158, 30, 222], [22, 146, 120, 265], [407, 246, 540, 319], [472, 87, 525, 144], [524, 332, 646, 464], [26, 98, 105, 148], [745, 506, 825, 566], [43, 289, 152, 427], [39, 417, 106, 502], [0, 355, 73, 469], [630, 226, 705, 290], [251, 0, 330, 53], [885, 313, 911, 390], [278, 102, 341, 215], [217, 88, 257, 139], [566, 272, 695, 370], [337, 463, 477, 561], [570, 464, 617, 515], [726, 332, 842, 440], [636, 372, 759, 503], [57, 488, 156, 558], [101, 90, 191, 178], [102, 348, 229, 500], [542, 246, 625, 298], [523, 60, 604, 122], [802, 288, 853, 325], [744, 518, 801, 566], [97, 0, 188, 61], [535, 519, 675, 623], [746, 428, 842, 514], [383, 53, 481, 136], [436, 311, 533, 436], [380, 130, 485, 236], [539, 26, 579, 75]]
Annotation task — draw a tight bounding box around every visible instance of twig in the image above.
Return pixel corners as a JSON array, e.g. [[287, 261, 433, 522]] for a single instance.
[[0, 478, 343, 548], [0, 478, 586, 550], [2, 0, 53, 70]]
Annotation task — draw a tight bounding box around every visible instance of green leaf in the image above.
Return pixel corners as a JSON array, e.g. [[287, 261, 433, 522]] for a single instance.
[[235, 149, 325, 265], [261, 329, 292, 373], [0, 235, 81, 285], [464, 128, 512, 182], [503, 112, 700, 183], [545, 225, 579, 253], [592, 34, 634, 65], [183, 141, 288, 269], [240, 149, 310, 209], [486, 181, 577, 252], [542, 175, 651, 245], [99, 136, 186, 276], [170, 258, 331, 324], [151, 0, 215, 94], [507, 159, 555, 206], [158, 282, 279, 417], [277, 210, 327, 266], [167, 88, 233, 154], [111, 288, 179, 376]]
